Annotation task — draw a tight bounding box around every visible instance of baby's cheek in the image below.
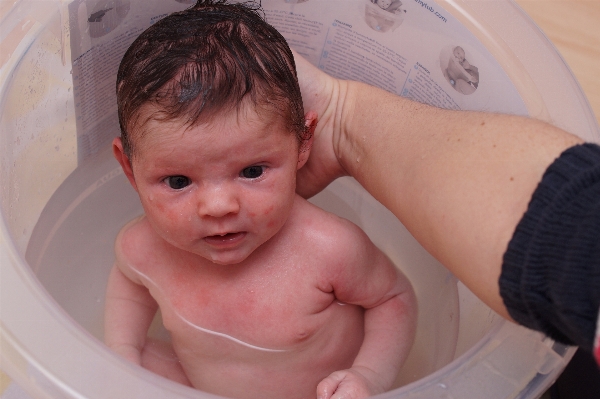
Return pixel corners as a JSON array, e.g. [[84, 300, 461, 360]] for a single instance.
[[141, 193, 165, 213], [147, 206, 183, 235], [153, 202, 167, 214], [247, 209, 277, 229], [246, 203, 273, 219], [263, 205, 275, 216]]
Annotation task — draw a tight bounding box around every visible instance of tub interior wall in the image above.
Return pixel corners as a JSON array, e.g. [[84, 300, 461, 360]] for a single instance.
[[0, 7, 77, 255]]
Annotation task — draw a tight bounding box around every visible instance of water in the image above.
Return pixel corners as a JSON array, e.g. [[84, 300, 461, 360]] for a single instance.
[[25, 145, 460, 387]]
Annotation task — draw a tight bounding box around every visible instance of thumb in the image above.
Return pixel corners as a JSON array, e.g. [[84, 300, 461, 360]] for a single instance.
[[296, 144, 347, 198], [316, 372, 345, 399]]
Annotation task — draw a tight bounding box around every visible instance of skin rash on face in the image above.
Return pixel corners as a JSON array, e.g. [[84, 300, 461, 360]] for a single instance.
[[117, 103, 307, 265]]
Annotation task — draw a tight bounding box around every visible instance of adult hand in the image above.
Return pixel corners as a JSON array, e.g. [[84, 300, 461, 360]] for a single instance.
[[292, 47, 583, 324], [293, 50, 348, 198]]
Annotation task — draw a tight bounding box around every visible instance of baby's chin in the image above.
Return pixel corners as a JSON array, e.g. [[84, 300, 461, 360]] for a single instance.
[[202, 247, 256, 266], [162, 237, 255, 266], [207, 255, 249, 266]]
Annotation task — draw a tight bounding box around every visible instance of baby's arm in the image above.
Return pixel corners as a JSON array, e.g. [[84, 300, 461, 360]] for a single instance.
[[388, 0, 402, 14], [317, 222, 417, 399], [104, 227, 158, 365], [104, 264, 158, 364]]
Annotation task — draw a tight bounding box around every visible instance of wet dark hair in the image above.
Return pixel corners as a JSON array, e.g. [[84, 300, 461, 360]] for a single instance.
[[116, 0, 307, 158]]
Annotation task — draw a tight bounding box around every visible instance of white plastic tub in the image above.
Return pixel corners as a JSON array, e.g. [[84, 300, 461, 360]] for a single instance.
[[1, 1, 597, 398]]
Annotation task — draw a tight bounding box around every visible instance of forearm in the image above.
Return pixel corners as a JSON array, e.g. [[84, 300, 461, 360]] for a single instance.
[[104, 265, 158, 363], [336, 81, 582, 319], [352, 288, 417, 389]]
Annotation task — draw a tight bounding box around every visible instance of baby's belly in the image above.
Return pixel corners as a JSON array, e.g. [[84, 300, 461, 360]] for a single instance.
[[167, 302, 365, 399]]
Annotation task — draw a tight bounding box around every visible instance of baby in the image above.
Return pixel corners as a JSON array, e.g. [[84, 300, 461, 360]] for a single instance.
[[452, 46, 479, 88], [104, 1, 417, 399]]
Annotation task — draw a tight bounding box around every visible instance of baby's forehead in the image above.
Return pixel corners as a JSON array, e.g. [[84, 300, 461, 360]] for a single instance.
[[129, 102, 291, 147]]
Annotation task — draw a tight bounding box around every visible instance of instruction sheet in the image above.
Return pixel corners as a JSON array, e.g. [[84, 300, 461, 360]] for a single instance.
[[68, 0, 527, 162]]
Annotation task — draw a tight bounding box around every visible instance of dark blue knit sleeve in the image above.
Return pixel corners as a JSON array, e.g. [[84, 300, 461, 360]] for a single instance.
[[500, 143, 600, 351]]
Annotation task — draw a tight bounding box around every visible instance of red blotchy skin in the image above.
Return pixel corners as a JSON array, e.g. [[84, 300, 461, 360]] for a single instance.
[[105, 105, 416, 399]]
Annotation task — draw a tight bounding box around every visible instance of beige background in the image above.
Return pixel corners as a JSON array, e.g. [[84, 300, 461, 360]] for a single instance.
[[514, 0, 600, 127]]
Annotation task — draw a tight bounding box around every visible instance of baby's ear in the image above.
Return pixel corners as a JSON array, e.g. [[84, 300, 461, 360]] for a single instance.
[[297, 112, 317, 169], [112, 137, 138, 191]]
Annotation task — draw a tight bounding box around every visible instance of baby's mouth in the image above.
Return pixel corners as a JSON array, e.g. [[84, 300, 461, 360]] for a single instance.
[[203, 232, 246, 246]]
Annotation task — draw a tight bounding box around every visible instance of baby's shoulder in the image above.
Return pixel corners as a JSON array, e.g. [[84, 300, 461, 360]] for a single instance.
[[290, 197, 392, 287], [114, 215, 161, 271], [291, 196, 373, 256]]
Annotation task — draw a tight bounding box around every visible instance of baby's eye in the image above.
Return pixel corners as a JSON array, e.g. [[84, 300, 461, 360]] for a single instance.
[[165, 175, 191, 190], [240, 166, 264, 179]]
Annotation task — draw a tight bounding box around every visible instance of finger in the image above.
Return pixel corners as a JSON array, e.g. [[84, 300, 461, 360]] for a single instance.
[[296, 164, 330, 198], [316, 372, 345, 399], [295, 128, 347, 198], [296, 158, 345, 198], [330, 381, 370, 399]]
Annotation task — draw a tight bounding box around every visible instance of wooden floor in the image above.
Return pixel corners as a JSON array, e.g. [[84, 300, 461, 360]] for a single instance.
[[514, 0, 600, 127]]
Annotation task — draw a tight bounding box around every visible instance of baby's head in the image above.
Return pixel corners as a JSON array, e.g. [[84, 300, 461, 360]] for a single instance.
[[376, 0, 393, 10], [453, 46, 466, 63], [114, 0, 315, 265], [116, 0, 308, 160]]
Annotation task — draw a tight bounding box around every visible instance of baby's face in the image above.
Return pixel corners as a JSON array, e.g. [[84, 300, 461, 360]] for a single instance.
[[377, 0, 392, 9], [125, 104, 302, 265], [453, 47, 465, 63]]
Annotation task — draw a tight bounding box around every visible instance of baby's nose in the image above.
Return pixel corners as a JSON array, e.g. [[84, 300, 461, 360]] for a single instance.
[[197, 184, 240, 218]]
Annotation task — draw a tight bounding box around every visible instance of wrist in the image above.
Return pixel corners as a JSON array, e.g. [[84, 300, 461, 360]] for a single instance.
[[350, 364, 389, 394], [332, 79, 360, 177]]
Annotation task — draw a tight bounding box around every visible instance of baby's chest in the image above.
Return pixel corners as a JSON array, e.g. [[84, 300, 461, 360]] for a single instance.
[[142, 263, 336, 349]]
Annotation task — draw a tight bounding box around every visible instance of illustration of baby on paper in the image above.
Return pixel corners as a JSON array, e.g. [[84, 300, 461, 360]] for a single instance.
[[365, 0, 406, 32], [441, 45, 479, 95]]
